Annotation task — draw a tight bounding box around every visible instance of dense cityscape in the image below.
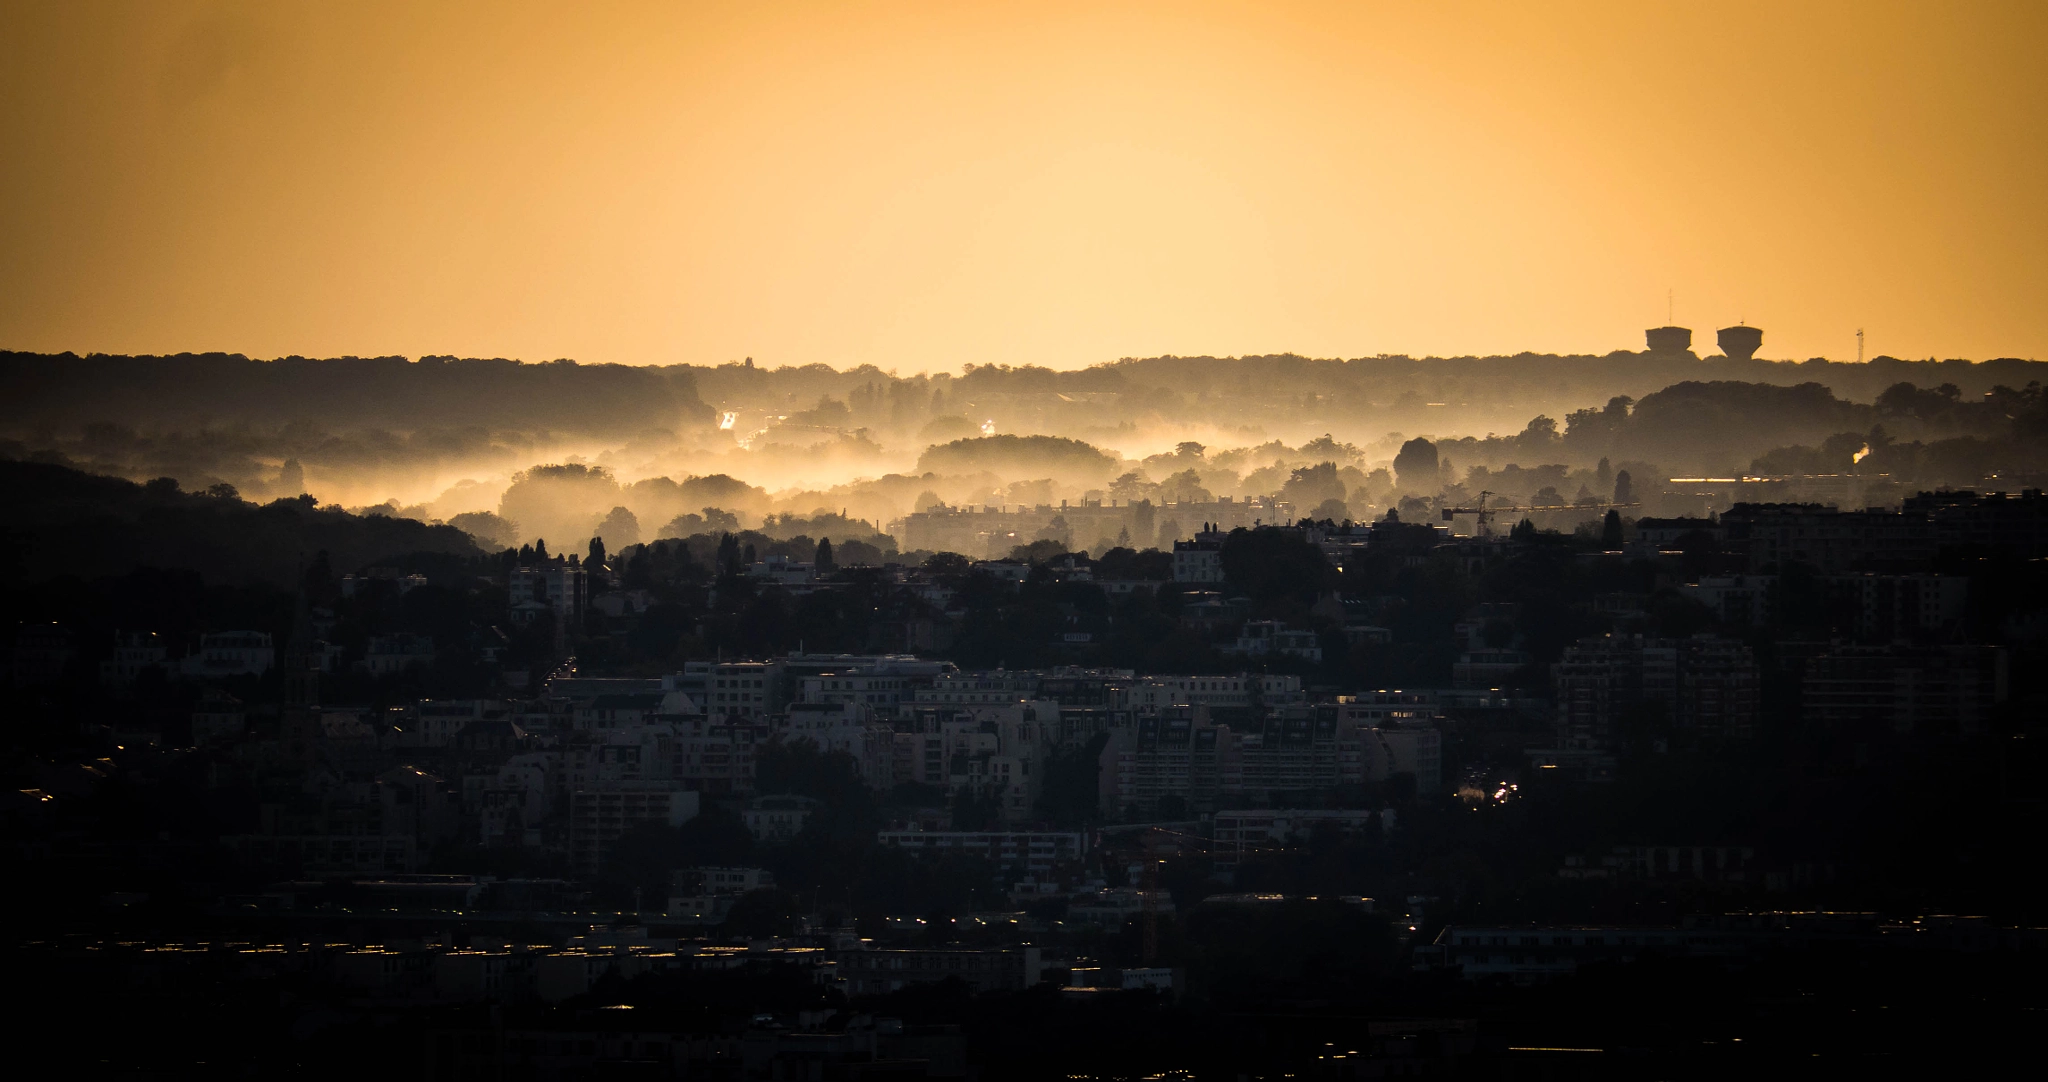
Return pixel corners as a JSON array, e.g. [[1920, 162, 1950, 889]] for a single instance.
[[6, 4, 2046, 1076], [7, 339, 2046, 1075]]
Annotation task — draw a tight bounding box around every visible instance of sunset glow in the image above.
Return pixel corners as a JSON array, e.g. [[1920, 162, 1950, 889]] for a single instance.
[[3, 1, 2042, 368]]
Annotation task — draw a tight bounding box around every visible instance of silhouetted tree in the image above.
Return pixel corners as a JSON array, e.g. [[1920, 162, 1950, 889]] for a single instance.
[[1009, 538, 1069, 563], [1221, 526, 1334, 603], [1035, 733, 1109, 826], [716, 533, 742, 575], [923, 552, 972, 577], [1392, 437, 1439, 491], [594, 505, 641, 549]]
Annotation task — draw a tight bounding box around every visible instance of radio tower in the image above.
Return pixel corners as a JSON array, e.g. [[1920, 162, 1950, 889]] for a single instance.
[[1857, 328, 1865, 364]]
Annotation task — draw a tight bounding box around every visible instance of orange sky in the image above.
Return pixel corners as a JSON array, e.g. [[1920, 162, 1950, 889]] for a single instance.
[[2, 1, 2043, 370]]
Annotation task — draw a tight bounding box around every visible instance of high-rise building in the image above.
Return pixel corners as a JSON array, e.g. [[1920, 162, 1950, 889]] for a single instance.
[[1801, 644, 2007, 734], [1554, 634, 1759, 747]]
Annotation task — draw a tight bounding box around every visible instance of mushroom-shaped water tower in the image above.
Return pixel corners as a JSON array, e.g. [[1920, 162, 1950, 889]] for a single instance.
[[1717, 324, 1763, 361], [1644, 326, 1692, 353]]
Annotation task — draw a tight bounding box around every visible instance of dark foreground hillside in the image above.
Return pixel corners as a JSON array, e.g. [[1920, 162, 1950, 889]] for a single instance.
[[0, 459, 483, 587]]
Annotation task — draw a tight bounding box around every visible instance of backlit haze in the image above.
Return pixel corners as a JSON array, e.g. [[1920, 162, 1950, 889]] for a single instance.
[[4, 0, 2044, 371], [16, 8, 2048, 1070]]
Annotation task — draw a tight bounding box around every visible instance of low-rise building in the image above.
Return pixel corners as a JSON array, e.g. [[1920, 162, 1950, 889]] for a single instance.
[[404, 699, 507, 747], [364, 633, 435, 676], [1211, 809, 1382, 871], [227, 834, 420, 876], [1171, 536, 1225, 583], [190, 689, 246, 743], [9, 622, 75, 686], [1359, 724, 1441, 792], [669, 660, 785, 720], [672, 866, 776, 894], [781, 703, 897, 786], [1427, 925, 1700, 983], [742, 794, 820, 840], [1802, 643, 2007, 733], [875, 830, 1088, 873], [666, 866, 777, 921], [672, 715, 763, 795], [838, 947, 1043, 996], [748, 554, 816, 584], [797, 672, 916, 717], [1122, 674, 1306, 714], [1451, 650, 1529, 689], [914, 672, 1044, 706], [574, 692, 667, 731], [100, 630, 166, 684], [568, 783, 699, 872], [1066, 888, 1174, 925], [509, 556, 588, 627], [1226, 621, 1323, 663], [181, 631, 274, 678]]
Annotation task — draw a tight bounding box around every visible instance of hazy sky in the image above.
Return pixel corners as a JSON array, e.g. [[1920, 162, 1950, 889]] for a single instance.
[[2, 1, 2043, 370]]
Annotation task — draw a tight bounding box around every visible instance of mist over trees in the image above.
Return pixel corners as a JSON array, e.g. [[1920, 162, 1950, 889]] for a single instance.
[[915, 434, 1121, 481], [6, 348, 2048, 558]]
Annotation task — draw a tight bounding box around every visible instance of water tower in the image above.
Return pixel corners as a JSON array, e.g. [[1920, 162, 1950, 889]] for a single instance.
[[1644, 326, 1692, 353], [1717, 324, 1763, 361]]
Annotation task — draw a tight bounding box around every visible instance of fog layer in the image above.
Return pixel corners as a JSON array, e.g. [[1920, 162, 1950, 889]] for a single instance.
[[6, 348, 2044, 557]]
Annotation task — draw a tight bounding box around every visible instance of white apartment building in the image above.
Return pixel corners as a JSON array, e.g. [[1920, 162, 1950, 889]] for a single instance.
[[915, 672, 1044, 706], [181, 631, 274, 677], [1121, 674, 1306, 712]]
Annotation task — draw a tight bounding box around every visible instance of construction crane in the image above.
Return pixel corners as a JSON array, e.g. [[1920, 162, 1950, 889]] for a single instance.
[[1099, 825, 1174, 964], [1098, 822, 1209, 964], [1140, 835, 1160, 965], [1439, 491, 1639, 539]]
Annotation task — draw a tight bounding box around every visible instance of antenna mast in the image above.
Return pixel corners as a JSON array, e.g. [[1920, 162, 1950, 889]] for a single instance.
[[1857, 328, 1865, 364]]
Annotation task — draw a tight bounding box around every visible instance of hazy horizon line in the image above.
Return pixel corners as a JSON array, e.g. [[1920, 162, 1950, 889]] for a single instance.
[[9, 345, 2038, 371]]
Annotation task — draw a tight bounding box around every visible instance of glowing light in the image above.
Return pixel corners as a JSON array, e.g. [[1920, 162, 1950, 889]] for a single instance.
[[981, 419, 996, 436], [718, 411, 738, 430]]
